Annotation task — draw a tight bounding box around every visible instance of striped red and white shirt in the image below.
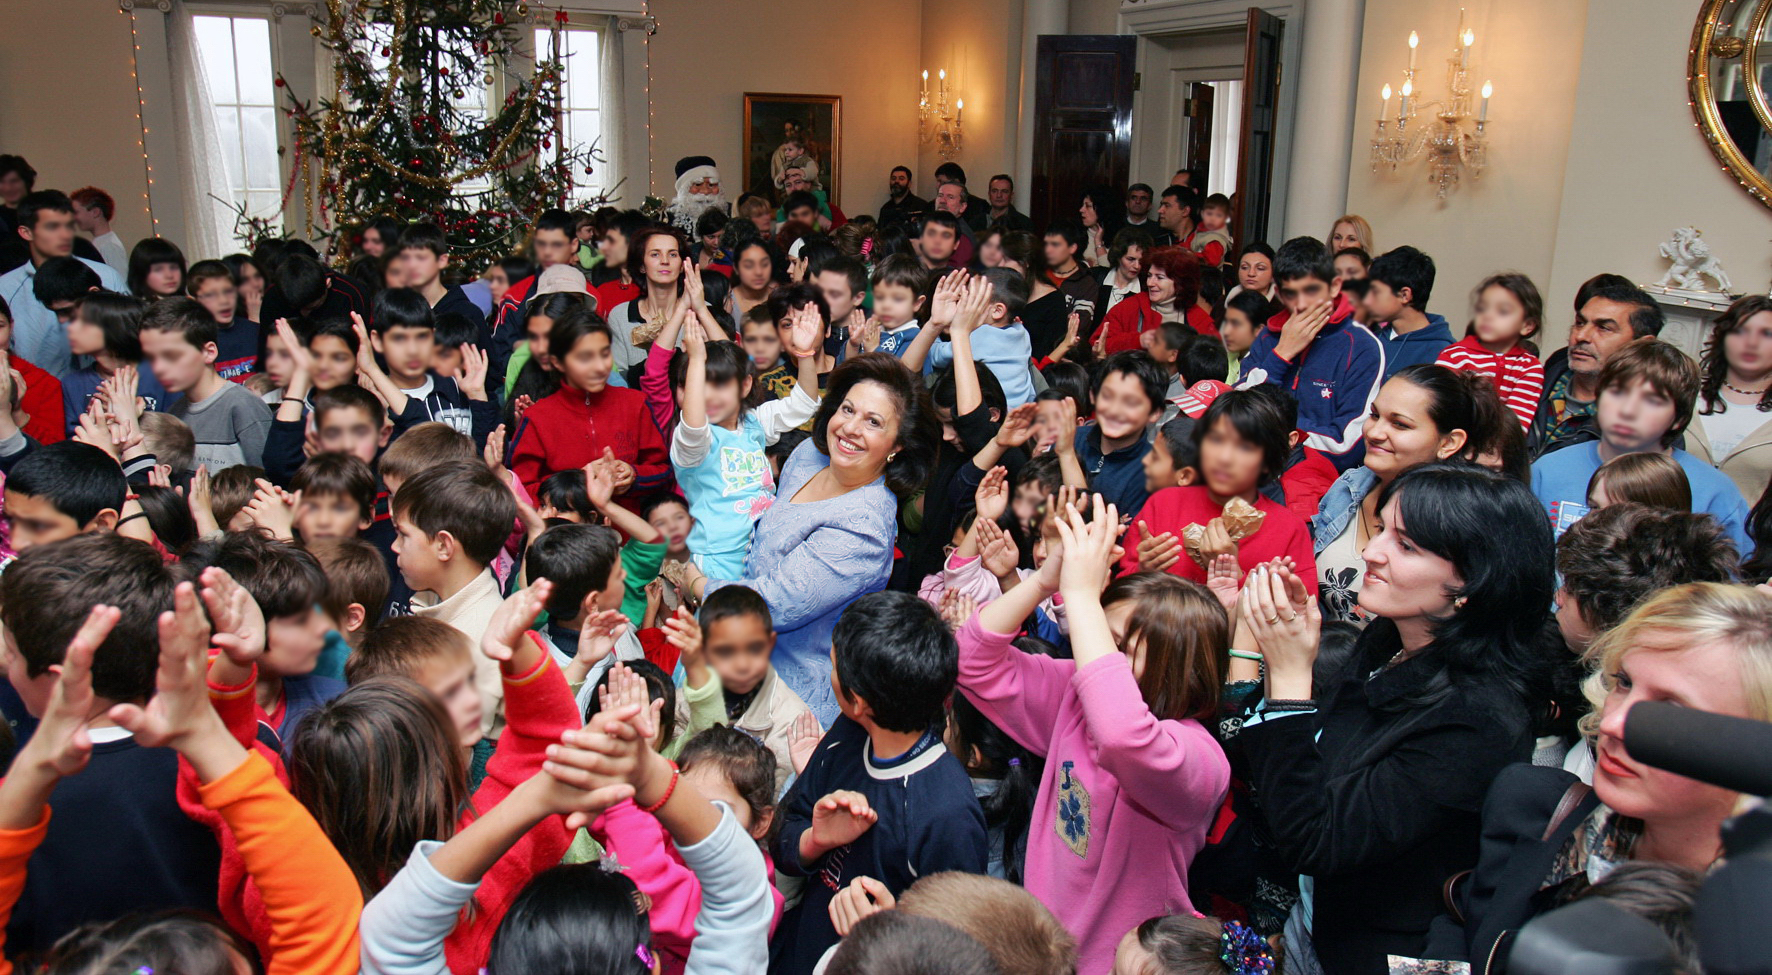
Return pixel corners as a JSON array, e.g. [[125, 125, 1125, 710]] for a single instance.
[[1434, 335, 1545, 429]]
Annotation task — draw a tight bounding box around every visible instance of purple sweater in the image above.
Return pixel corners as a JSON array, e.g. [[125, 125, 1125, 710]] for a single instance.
[[955, 616, 1229, 974]]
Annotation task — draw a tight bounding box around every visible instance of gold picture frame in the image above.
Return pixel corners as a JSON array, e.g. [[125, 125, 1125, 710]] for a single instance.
[[1690, 0, 1772, 209], [742, 93, 841, 207]]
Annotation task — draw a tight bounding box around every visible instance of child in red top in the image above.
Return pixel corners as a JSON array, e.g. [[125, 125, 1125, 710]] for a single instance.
[[509, 305, 671, 512], [1121, 389, 1318, 592], [1433, 273, 1545, 430]]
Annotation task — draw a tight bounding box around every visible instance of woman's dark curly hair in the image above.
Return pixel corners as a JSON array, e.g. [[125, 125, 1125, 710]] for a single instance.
[[1698, 294, 1772, 416], [811, 352, 941, 500]]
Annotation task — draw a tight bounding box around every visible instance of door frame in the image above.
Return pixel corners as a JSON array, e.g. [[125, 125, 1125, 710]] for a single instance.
[[1119, 0, 1303, 244]]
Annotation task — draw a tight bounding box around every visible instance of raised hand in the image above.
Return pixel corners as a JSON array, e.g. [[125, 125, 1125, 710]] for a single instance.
[[950, 273, 994, 336], [483, 579, 554, 663], [1136, 521, 1184, 573], [974, 465, 1011, 522], [1275, 297, 1335, 361], [584, 458, 617, 511], [977, 517, 1020, 580], [1052, 494, 1120, 598], [350, 312, 383, 379], [1204, 553, 1241, 610], [455, 343, 490, 402], [939, 587, 977, 634], [542, 702, 648, 831], [786, 302, 823, 359], [565, 609, 629, 686], [512, 394, 535, 423], [109, 583, 227, 752], [993, 403, 1039, 450], [682, 310, 709, 360], [276, 318, 314, 378], [1050, 397, 1080, 457], [598, 662, 664, 745], [928, 270, 966, 327], [1239, 562, 1320, 690], [788, 710, 823, 775], [199, 566, 267, 666], [188, 465, 217, 534], [681, 258, 705, 305], [662, 605, 706, 687], [484, 423, 509, 478], [242, 478, 297, 541], [830, 876, 897, 937], [807, 790, 877, 858]]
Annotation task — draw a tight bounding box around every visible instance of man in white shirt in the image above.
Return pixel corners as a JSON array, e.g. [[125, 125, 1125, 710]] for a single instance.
[[0, 191, 127, 376], [71, 187, 128, 276]]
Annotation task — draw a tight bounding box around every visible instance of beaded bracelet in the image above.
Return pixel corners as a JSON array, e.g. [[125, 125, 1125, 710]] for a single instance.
[[1260, 699, 1316, 713], [639, 760, 680, 814]]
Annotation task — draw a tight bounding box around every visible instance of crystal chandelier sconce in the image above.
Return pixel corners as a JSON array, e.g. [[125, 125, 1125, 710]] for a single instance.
[[920, 68, 964, 160], [1369, 10, 1493, 199]]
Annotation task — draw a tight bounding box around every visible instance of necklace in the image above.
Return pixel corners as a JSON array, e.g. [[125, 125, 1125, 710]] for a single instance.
[[1724, 379, 1770, 396]]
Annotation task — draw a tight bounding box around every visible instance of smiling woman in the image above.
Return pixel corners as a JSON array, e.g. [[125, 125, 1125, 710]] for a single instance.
[[679, 353, 942, 723]]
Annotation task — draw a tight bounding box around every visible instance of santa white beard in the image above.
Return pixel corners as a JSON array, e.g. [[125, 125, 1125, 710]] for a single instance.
[[671, 190, 727, 221]]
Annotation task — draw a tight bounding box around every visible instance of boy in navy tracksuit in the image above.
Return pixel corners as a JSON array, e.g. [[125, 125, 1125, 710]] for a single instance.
[[1239, 236, 1385, 471], [771, 591, 988, 975], [1363, 245, 1453, 380], [356, 287, 500, 450]]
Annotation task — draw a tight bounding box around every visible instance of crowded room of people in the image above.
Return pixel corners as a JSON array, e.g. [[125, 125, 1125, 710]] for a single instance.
[[0, 0, 1766, 972]]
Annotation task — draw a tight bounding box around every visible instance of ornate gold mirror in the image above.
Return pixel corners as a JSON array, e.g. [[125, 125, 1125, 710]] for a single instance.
[[1692, 0, 1772, 207]]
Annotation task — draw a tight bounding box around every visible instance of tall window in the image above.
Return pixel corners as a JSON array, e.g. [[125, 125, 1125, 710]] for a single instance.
[[193, 15, 283, 233], [539, 27, 604, 201]]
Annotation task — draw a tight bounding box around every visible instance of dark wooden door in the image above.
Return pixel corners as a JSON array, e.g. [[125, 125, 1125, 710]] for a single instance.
[[1031, 35, 1137, 232], [1181, 82, 1215, 189], [1233, 8, 1284, 247]]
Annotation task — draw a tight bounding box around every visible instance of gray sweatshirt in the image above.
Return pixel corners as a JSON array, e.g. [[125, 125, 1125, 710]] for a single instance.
[[358, 802, 771, 975]]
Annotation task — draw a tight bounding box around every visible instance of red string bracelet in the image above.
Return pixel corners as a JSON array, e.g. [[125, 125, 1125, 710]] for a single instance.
[[639, 760, 680, 814]]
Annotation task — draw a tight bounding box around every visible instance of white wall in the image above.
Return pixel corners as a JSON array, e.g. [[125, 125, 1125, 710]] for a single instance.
[[1544, 0, 1772, 347]]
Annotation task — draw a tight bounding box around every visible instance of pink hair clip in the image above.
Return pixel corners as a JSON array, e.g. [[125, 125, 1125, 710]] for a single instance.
[[636, 944, 656, 968]]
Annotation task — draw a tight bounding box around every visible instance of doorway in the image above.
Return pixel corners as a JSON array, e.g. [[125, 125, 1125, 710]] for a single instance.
[[1132, 27, 1245, 196]]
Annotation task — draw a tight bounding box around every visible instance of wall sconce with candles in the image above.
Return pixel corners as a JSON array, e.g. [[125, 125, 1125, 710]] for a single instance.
[[920, 68, 964, 159], [1369, 9, 1492, 198]]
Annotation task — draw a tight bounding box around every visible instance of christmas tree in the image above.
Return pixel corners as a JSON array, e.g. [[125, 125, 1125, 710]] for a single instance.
[[241, 0, 607, 272]]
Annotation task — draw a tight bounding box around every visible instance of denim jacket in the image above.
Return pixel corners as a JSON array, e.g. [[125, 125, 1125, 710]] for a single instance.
[[1308, 466, 1381, 554]]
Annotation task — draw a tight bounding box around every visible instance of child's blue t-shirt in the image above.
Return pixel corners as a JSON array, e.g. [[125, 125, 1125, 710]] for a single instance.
[[927, 322, 1036, 407], [875, 321, 922, 359], [670, 384, 821, 578], [1530, 441, 1753, 554]]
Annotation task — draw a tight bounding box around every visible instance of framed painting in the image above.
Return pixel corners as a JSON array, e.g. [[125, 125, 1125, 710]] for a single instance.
[[742, 93, 841, 206]]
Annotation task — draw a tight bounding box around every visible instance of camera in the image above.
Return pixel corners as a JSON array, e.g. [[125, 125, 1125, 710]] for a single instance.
[[1507, 701, 1772, 975]]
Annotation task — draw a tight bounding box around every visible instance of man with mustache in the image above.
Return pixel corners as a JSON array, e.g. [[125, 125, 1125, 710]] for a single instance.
[[1528, 275, 1663, 457], [879, 166, 927, 228]]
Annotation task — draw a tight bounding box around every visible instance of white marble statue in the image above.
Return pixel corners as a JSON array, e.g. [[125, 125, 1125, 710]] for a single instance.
[[1656, 226, 1733, 293]]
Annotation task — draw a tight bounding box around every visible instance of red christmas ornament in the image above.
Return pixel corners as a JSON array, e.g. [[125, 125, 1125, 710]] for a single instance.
[[440, 66, 450, 75], [493, 11, 504, 24], [273, 76, 286, 88], [584, 166, 594, 175], [554, 9, 569, 22], [381, 47, 391, 56]]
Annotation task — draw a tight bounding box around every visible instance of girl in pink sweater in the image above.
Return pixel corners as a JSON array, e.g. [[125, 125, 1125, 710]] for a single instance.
[[955, 494, 1231, 975]]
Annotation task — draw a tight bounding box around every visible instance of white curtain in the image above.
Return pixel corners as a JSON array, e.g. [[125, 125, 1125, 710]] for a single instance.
[[597, 17, 628, 206], [166, 0, 237, 259]]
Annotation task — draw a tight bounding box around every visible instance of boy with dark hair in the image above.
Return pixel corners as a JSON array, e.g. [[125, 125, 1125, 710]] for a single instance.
[[1, 190, 127, 376], [306, 535, 391, 679], [0, 533, 217, 952], [188, 530, 338, 749], [857, 255, 929, 360], [345, 614, 484, 753], [910, 268, 1035, 407], [1042, 221, 1098, 322], [392, 458, 519, 738], [1069, 350, 1166, 517], [1, 440, 127, 551], [290, 451, 377, 541], [431, 311, 481, 378], [142, 297, 273, 468], [816, 255, 869, 356], [186, 258, 259, 381], [774, 589, 988, 975], [1238, 235, 1384, 471], [257, 251, 368, 334], [1553, 502, 1739, 654], [1363, 245, 1452, 379], [781, 191, 822, 233], [1143, 415, 1200, 494], [525, 463, 666, 630], [355, 287, 498, 445], [395, 221, 490, 352], [1531, 337, 1751, 550], [1147, 322, 1195, 409]]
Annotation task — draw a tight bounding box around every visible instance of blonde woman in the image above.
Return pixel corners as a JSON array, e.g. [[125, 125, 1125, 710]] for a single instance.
[[1419, 581, 1772, 973], [1328, 214, 1374, 254]]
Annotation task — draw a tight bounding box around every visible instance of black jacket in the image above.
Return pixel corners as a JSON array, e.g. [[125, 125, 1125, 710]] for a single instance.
[[1526, 347, 1574, 458], [1238, 624, 1535, 975], [879, 193, 929, 228], [1422, 763, 1601, 974]]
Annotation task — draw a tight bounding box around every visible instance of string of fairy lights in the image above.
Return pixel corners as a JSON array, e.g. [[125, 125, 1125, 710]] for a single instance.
[[124, 4, 160, 234]]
